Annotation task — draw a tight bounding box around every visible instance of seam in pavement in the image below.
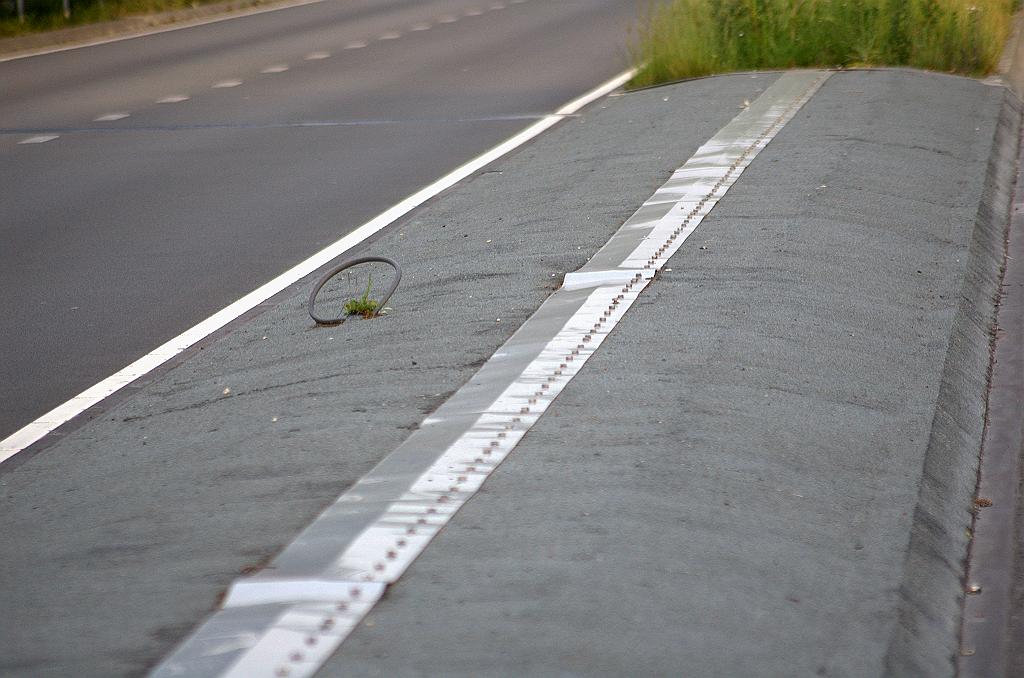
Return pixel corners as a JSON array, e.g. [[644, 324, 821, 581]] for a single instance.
[[0, 114, 569, 136]]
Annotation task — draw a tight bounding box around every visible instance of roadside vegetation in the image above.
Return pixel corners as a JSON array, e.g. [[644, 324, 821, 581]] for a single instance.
[[0, 0, 255, 38], [342, 276, 380, 319], [630, 0, 1018, 88]]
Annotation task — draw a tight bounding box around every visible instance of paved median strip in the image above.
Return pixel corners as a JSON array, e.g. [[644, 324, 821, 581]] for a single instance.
[[150, 69, 831, 678]]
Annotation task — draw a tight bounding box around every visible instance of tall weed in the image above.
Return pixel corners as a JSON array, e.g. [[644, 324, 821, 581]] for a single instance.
[[631, 0, 1017, 87]]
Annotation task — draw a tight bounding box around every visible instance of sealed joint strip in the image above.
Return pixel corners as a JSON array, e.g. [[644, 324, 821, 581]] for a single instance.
[[149, 70, 832, 678]]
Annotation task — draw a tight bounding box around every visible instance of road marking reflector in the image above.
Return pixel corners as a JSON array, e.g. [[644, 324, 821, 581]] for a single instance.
[[149, 70, 831, 678]]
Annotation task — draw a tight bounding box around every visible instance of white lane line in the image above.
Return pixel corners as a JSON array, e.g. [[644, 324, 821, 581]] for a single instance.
[[94, 112, 130, 121], [0, 0, 328, 63], [213, 79, 243, 88], [18, 135, 59, 144], [304, 50, 331, 60], [377, 31, 401, 40], [343, 40, 368, 49], [463, 7, 483, 16], [156, 94, 190, 103], [409, 22, 432, 31], [261, 64, 289, 73], [0, 68, 635, 466], [437, 14, 458, 23], [149, 70, 832, 678], [488, 2, 506, 9]]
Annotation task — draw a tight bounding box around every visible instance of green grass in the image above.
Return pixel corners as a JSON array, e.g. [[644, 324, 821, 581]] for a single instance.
[[0, 0, 256, 39], [342, 276, 379, 319], [630, 0, 1018, 88]]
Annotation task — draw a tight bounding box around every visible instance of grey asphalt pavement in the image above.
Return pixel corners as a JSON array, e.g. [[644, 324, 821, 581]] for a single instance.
[[0, 0, 639, 442], [319, 69, 1014, 677], [1, 67, 1016, 677]]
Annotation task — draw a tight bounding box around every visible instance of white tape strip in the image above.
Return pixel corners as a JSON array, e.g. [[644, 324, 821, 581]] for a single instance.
[[326, 282, 646, 584], [151, 70, 832, 678]]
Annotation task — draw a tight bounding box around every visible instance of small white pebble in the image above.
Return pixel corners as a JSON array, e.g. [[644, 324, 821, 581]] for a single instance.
[[223, 387, 231, 395]]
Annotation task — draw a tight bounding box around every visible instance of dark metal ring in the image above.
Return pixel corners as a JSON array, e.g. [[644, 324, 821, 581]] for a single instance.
[[307, 256, 402, 326]]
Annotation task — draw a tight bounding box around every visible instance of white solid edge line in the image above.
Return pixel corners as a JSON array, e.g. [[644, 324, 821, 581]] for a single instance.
[[0, 0, 326, 63], [0, 67, 637, 466]]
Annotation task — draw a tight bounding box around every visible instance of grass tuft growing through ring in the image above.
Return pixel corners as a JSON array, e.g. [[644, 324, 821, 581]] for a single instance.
[[342, 275, 379, 319], [630, 0, 1018, 88]]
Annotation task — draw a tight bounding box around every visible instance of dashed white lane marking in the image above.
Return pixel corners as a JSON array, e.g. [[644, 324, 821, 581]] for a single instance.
[[213, 79, 243, 88], [149, 70, 831, 678], [0, 68, 636, 468], [261, 64, 289, 73], [488, 2, 506, 9], [18, 135, 59, 144], [463, 7, 483, 15], [344, 40, 368, 49], [437, 14, 458, 23], [156, 95, 190, 103], [378, 31, 401, 40], [304, 51, 331, 60], [409, 22, 432, 31], [94, 112, 130, 121]]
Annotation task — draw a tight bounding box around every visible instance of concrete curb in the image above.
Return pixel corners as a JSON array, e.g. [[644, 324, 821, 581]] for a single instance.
[[884, 90, 1022, 676], [0, 0, 308, 59]]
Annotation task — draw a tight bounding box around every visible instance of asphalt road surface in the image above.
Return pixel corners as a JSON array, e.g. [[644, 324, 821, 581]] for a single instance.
[[0, 68, 1012, 677], [0, 0, 638, 442]]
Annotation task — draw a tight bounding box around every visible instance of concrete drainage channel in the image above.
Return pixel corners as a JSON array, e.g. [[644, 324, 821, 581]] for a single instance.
[[958, 94, 1024, 676], [152, 70, 832, 678]]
